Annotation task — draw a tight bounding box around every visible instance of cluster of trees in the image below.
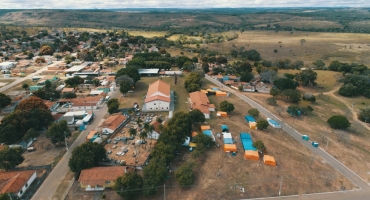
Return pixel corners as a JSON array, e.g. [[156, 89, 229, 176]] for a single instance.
[[230, 48, 261, 61], [115, 110, 210, 198], [46, 120, 71, 145], [116, 66, 140, 84], [328, 61, 369, 75], [0, 96, 53, 144], [184, 72, 202, 93], [0, 93, 11, 111], [339, 75, 370, 98], [0, 145, 24, 171]]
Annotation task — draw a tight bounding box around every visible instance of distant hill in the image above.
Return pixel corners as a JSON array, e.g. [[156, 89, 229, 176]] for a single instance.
[[1, 8, 370, 33]]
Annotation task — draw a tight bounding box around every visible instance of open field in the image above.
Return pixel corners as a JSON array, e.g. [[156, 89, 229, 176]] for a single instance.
[[277, 69, 342, 93], [245, 89, 370, 183], [203, 31, 370, 66], [128, 31, 166, 37], [118, 75, 190, 113], [3, 79, 33, 94], [144, 81, 354, 200]]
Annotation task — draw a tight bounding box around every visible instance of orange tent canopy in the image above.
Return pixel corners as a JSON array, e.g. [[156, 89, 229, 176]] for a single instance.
[[201, 125, 211, 131], [224, 144, 237, 152], [217, 111, 228, 117], [192, 132, 198, 137], [263, 155, 276, 166], [244, 150, 259, 160]]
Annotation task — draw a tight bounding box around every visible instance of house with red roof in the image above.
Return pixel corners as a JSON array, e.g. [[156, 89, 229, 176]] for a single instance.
[[0, 170, 36, 197]]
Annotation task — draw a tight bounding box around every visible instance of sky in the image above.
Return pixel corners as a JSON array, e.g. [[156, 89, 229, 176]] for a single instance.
[[1, 0, 370, 9]]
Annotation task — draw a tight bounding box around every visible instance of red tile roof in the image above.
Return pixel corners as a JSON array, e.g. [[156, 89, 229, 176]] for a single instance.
[[100, 113, 127, 131], [78, 166, 126, 187], [189, 91, 212, 114], [43, 100, 57, 109], [146, 80, 170, 97], [0, 170, 36, 194]]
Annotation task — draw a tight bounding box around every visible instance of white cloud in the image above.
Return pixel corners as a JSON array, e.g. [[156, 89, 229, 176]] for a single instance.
[[1, 0, 370, 9]]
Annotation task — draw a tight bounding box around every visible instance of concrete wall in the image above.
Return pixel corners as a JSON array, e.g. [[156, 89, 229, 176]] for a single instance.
[[145, 100, 170, 111]]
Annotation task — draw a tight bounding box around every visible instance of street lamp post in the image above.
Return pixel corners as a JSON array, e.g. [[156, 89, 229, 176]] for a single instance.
[[64, 131, 69, 151]]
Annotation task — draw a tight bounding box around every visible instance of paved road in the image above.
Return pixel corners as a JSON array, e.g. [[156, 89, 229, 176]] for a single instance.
[[205, 75, 370, 199], [0, 61, 63, 93], [32, 88, 121, 200]]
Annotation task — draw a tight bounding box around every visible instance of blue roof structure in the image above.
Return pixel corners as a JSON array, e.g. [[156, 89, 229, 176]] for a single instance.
[[245, 115, 256, 122], [212, 87, 220, 91], [203, 130, 212, 137], [240, 132, 251, 139], [224, 138, 233, 144], [267, 118, 281, 128], [223, 76, 229, 80], [221, 125, 229, 132]]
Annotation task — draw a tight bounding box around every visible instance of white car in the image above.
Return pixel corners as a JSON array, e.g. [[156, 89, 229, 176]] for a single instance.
[[128, 90, 133, 93]]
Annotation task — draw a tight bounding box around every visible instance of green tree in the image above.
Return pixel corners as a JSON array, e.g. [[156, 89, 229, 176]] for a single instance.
[[256, 119, 269, 130], [116, 66, 140, 83], [288, 105, 301, 117], [266, 97, 277, 105], [59, 44, 73, 52], [182, 61, 194, 71], [282, 89, 301, 103], [219, 100, 235, 113], [230, 49, 238, 58], [116, 75, 134, 87], [143, 157, 167, 196], [115, 172, 143, 200], [65, 76, 84, 87], [339, 83, 359, 97], [295, 69, 317, 86], [0, 93, 11, 111], [240, 72, 254, 82], [69, 142, 106, 173], [108, 101, 119, 114], [120, 80, 131, 95], [28, 52, 34, 59], [313, 60, 325, 69], [273, 78, 297, 90], [327, 115, 351, 129], [175, 162, 195, 187], [22, 128, 39, 142], [185, 83, 200, 93], [248, 108, 260, 117], [46, 120, 71, 145], [188, 109, 205, 124], [358, 108, 370, 123], [22, 83, 29, 90], [0, 146, 24, 171], [62, 92, 77, 99], [129, 128, 137, 138], [253, 140, 266, 151]]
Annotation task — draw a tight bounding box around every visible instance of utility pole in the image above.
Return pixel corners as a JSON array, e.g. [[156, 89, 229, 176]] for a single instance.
[[278, 177, 283, 196], [164, 183, 166, 200]]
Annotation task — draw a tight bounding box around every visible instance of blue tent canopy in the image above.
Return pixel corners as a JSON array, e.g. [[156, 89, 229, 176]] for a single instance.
[[245, 115, 256, 122], [203, 130, 212, 137], [240, 132, 251, 139], [221, 125, 229, 132], [224, 138, 233, 144]]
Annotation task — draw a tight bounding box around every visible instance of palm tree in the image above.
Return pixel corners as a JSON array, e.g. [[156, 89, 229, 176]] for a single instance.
[[129, 128, 137, 138], [140, 131, 148, 150]]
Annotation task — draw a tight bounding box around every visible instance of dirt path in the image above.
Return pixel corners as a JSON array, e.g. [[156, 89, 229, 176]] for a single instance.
[[322, 85, 370, 132]]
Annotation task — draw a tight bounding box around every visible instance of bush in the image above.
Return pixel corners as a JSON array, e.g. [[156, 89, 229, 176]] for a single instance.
[[256, 119, 269, 130], [302, 93, 316, 102], [175, 162, 195, 187], [266, 97, 277, 105], [62, 92, 77, 99], [248, 108, 260, 117], [327, 115, 351, 129], [358, 108, 370, 123]]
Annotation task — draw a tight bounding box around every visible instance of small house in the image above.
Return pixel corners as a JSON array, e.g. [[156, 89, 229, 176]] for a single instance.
[[0, 170, 37, 197]]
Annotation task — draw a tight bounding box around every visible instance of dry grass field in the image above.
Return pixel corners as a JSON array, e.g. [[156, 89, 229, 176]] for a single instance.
[[143, 81, 354, 200], [202, 31, 370, 66], [128, 31, 167, 37], [277, 69, 342, 93], [244, 88, 370, 183]]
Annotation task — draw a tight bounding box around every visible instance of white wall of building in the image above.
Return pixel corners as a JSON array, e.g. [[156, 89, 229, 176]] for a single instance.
[[17, 172, 36, 197], [204, 113, 210, 119], [145, 100, 170, 111]]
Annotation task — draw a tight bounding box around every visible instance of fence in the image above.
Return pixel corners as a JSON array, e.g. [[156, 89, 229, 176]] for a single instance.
[[15, 165, 52, 200]]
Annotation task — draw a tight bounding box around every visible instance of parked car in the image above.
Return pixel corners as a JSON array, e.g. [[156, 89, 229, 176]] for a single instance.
[[128, 90, 133, 93], [107, 150, 112, 154], [112, 145, 117, 149]]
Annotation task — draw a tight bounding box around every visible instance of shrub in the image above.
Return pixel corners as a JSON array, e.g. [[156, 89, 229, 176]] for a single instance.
[[248, 108, 260, 117], [327, 115, 351, 129]]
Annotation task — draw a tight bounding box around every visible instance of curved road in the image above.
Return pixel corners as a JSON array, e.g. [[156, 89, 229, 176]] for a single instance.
[[205, 75, 370, 199]]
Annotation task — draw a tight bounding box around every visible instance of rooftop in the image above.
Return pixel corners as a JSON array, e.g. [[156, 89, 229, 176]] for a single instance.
[[146, 79, 170, 97], [78, 166, 126, 186], [100, 113, 127, 131], [0, 170, 36, 194], [189, 91, 212, 114]]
